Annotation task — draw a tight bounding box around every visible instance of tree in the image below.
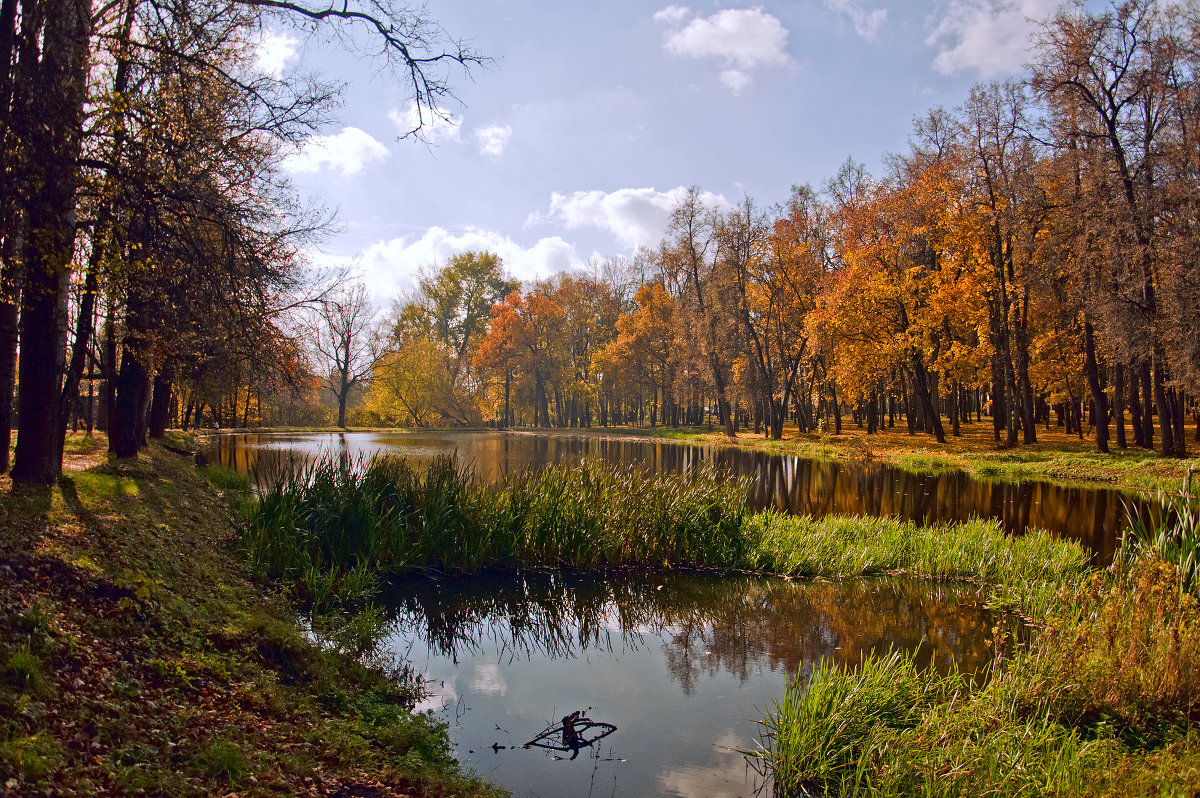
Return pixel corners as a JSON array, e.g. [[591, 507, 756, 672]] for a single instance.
[[386, 251, 516, 424], [2, 0, 485, 483], [309, 282, 382, 427]]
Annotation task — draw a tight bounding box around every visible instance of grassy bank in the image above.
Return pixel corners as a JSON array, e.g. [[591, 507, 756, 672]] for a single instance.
[[750, 488, 1200, 797], [509, 422, 1199, 495], [0, 435, 501, 797]]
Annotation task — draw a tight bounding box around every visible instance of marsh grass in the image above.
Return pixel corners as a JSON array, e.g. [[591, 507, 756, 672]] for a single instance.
[[245, 454, 752, 602], [744, 513, 1090, 617], [1120, 482, 1200, 597], [755, 483, 1200, 797]]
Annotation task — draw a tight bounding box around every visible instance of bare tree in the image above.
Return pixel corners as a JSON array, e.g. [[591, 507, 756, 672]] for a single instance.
[[309, 282, 382, 427]]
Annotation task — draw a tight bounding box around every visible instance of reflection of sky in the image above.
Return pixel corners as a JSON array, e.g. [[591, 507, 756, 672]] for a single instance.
[[380, 573, 994, 798]]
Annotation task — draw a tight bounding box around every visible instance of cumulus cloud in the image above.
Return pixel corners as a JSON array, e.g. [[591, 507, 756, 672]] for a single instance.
[[720, 69, 752, 93], [341, 227, 581, 300], [252, 29, 298, 77], [536, 187, 731, 251], [283, 127, 388, 176], [475, 124, 513, 157], [825, 0, 887, 41], [389, 102, 462, 141], [655, 6, 789, 92], [927, 0, 1057, 77]]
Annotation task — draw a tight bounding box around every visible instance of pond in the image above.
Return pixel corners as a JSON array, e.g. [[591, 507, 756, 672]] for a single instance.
[[200, 429, 1141, 561], [372, 570, 998, 798]]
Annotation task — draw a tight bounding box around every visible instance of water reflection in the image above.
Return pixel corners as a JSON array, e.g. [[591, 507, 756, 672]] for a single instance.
[[381, 571, 996, 798], [385, 571, 996, 689], [201, 430, 1143, 561]]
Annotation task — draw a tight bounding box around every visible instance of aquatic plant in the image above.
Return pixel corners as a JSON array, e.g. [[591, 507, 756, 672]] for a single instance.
[[1119, 477, 1200, 597], [244, 454, 752, 601]]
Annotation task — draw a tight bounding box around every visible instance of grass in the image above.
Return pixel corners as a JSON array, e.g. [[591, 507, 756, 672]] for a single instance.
[[0, 435, 502, 796], [504, 421, 1200, 495], [245, 453, 1090, 622], [242, 448, 1200, 795], [244, 454, 752, 602], [749, 488, 1200, 797]]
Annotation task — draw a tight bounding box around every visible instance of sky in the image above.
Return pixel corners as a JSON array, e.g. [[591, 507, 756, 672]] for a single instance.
[[259, 0, 1062, 302]]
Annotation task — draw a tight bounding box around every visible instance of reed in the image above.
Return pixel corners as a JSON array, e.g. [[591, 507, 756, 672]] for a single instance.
[[244, 455, 752, 601], [1120, 481, 1200, 597], [752, 649, 1113, 797]]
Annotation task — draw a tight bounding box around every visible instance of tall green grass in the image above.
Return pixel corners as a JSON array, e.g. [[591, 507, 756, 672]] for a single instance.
[[244, 454, 752, 601], [753, 479, 1200, 798], [245, 453, 1091, 608], [751, 651, 1112, 797], [1120, 481, 1200, 597]]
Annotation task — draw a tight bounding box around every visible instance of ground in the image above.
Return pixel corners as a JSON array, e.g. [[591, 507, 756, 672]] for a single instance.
[[0, 432, 501, 798]]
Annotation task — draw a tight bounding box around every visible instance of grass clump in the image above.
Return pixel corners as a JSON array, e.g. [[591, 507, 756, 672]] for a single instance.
[[195, 738, 247, 780], [753, 488, 1200, 797], [245, 454, 751, 601]]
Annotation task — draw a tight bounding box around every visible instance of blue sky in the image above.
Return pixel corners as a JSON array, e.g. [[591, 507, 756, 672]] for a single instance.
[[260, 0, 1059, 300]]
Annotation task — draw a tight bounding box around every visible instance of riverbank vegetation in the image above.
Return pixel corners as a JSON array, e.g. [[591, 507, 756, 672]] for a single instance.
[[246, 452, 1200, 795], [245, 454, 1089, 608], [0, 438, 500, 796], [751, 484, 1200, 797]]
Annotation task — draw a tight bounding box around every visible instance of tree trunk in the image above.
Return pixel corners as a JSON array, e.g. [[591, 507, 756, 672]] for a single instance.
[[148, 369, 172, 439], [111, 347, 150, 458], [1114, 362, 1126, 450], [10, 1, 93, 483], [1082, 316, 1109, 454]]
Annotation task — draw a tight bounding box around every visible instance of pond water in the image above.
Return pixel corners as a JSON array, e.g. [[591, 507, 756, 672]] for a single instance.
[[200, 430, 1141, 561], [374, 571, 997, 798]]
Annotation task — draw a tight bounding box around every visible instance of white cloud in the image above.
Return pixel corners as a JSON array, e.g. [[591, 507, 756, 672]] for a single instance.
[[720, 69, 752, 94], [253, 29, 298, 78], [659, 6, 789, 70], [475, 123, 513, 157], [343, 227, 581, 300], [536, 187, 732, 251], [283, 127, 388, 176], [825, 0, 887, 41], [389, 102, 461, 141], [653, 5, 692, 25], [927, 0, 1057, 77]]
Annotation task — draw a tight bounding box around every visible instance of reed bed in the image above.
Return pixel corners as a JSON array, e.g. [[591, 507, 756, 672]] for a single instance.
[[751, 651, 1111, 797], [244, 454, 752, 601]]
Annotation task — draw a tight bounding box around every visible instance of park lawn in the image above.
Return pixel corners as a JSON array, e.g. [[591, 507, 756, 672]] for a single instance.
[[0, 432, 501, 797]]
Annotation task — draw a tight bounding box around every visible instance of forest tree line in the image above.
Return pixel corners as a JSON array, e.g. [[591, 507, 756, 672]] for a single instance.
[[357, 0, 1200, 457], [0, 0, 481, 483]]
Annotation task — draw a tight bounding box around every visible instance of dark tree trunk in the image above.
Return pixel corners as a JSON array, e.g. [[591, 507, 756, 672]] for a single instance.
[[10, 1, 93, 483], [1114, 362, 1126, 450], [0, 295, 17, 472], [111, 346, 151, 458], [148, 368, 172, 439], [911, 355, 946, 443], [1082, 316, 1109, 454], [1139, 362, 1154, 450]]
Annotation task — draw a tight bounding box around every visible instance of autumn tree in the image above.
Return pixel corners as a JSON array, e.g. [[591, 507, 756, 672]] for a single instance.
[[308, 282, 382, 428]]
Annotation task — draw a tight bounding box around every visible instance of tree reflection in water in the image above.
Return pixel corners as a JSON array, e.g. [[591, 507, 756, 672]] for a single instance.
[[380, 570, 999, 692], [204, 431, 1148, 563]]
